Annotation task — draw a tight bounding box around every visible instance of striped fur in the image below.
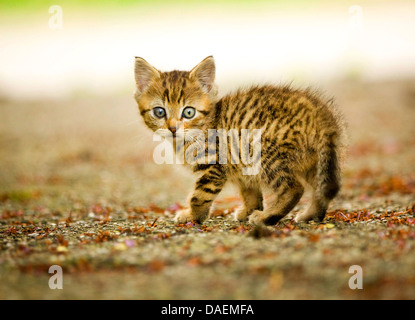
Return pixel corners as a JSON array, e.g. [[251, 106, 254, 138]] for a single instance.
[[134, 56, 345, 225]]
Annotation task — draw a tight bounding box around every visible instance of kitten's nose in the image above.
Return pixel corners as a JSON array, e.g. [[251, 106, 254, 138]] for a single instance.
[[169, 127, 177, 135]]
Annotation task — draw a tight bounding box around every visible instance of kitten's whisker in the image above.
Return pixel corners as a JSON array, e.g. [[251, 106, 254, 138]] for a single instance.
[[186, 133, 205, 150], [155, 129, 173, 137], [185, 135, 199, 149], [129, 134, 146, 143]]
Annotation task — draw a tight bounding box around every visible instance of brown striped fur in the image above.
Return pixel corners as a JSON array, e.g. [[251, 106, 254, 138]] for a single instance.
[[134, 56, 345, 225]]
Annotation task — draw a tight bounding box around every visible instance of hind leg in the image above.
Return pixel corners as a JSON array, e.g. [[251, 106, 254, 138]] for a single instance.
[[234, 183, 263, 221], [249, 177, 304, 226], [294, 172, 340, 223], [294, 192, 330, 222], [296, 137, 341, 222]]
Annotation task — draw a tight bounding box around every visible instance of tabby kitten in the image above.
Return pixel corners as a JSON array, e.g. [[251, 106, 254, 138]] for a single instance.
[[134, 56, 344, 225]]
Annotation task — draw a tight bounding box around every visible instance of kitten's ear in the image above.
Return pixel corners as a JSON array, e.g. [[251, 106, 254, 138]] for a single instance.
[[134, 57, 161, 94], [189, 56, 216, 93]]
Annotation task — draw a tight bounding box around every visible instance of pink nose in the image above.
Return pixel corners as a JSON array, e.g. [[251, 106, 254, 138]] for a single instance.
[[169, 127, 177, 134]]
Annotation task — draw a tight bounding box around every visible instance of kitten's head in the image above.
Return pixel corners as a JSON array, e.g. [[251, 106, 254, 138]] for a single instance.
[[134, 56, 217, 137]]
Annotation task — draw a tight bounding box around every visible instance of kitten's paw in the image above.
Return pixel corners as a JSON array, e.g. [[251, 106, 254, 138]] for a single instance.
[[293, 212, 308, 223], [294, 213, 323, 223], [248, 210, 266, 226], [174, 209, 194, 224], [294, 209, 324, 223], [233, 206, 249, 222]]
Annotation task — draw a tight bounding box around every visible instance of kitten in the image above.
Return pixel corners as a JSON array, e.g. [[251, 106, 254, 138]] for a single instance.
[[134, 56, 344, 225]]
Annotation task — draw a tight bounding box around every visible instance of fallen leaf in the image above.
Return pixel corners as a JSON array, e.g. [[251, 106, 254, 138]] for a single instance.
[[113, 242, 128, 251], [56, 245, 68, 253]]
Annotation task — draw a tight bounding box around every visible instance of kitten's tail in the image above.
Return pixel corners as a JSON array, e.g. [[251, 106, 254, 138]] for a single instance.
[[316, 133, 341, 201]]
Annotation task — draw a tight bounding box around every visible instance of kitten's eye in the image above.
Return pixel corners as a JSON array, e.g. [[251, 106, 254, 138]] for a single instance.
[[153, 107, 166, 119], [182, 107, 196, 119]]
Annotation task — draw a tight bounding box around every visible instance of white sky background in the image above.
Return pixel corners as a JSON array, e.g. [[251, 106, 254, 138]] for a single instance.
[[0, 1, 414, 99]]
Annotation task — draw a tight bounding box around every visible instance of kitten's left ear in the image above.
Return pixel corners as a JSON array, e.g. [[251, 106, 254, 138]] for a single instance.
[[189, 56, 216, 93]]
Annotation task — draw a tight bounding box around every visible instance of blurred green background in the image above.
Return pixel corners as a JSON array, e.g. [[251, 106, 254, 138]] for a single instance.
[[1, 0, 414, 100]]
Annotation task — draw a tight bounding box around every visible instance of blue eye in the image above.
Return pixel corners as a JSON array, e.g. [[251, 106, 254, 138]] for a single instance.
[[182, 107, 196, 119], [153, 107, 166, 118]]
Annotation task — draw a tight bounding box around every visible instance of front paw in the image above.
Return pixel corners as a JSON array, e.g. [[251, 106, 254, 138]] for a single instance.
[[248, 210, 266, 226], [233, 206, 250, 222], [174, 208, 194, 224]]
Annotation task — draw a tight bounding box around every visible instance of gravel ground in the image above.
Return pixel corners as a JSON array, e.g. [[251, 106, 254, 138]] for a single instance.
[[0, 79, 414, 299]]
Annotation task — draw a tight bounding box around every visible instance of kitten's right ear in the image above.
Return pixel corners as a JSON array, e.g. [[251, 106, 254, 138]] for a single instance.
[[134, 57, 161, 95]]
